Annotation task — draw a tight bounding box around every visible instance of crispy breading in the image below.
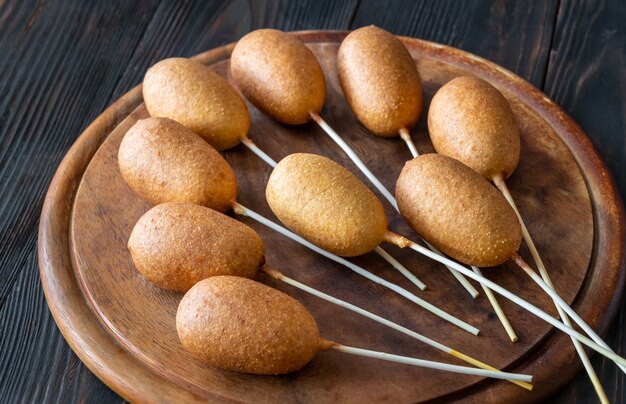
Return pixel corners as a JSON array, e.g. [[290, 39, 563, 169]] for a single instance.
[[338, 26, 423, 137], [143, 58, 249, 151], [118, 117, 237, 211], [396, 154, 521, 267], [266, 153, 388, 257], [428, 76, 521, 180], [230, 29, 326, 125], [128, 203, 264, 292], [176, 276, 324, 374]]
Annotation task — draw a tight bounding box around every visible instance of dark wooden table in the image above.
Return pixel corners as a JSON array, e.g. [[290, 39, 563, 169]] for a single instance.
[[1, 0, 625, 402]]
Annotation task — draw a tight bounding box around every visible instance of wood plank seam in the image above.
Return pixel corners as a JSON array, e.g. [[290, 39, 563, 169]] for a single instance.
[[540, 0, 562, 90]]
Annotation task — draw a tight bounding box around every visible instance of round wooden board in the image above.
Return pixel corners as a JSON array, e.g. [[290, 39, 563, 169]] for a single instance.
[[38, 31, 626, 403]]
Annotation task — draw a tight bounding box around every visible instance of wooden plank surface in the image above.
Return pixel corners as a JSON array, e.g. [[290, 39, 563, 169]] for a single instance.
[[0, 1, 160, 402], [0, 0, 624, 402], [351, 0, 558, 88], [545, 0, 626, 402]]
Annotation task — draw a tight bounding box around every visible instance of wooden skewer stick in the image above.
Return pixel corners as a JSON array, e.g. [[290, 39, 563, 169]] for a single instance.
[[330, 344, 532, 382], [231, 202, 479, 335], [512, 254, 626, 372], [373, 246, 426, 290], [399, 128, 516, 340], [398, 127, 420, 158], [426, 241, 477, 298], [382, 232, 626, 367], [310, 112, 397, 208], [512, 252, 626, 372], [240, 135, 278, 168], [471, 265, 518, 342], [240, 135, 427, 291], [310, 113, 478, 298], [494, 175, 608, 401], [262, 266, 532, 390]]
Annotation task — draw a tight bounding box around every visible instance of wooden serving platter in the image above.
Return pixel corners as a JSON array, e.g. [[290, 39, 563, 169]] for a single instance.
[[38, 31, 626, 403]]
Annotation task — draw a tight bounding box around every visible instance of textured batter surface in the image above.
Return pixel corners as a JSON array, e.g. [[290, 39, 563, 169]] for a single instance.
[[338, 25, 423, 137], [396, 154, 522, 267], [266, 153, 388, 257], [230, 29, 326, 125], [176, 276, 322, 375], [128, 203, 265, 292], [428, 76, 521, 180], [118, 117, 237, 211], [143, 57, 250, 151]]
